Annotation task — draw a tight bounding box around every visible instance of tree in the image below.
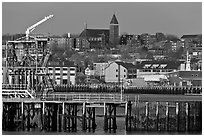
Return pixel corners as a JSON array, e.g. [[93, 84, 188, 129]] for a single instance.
[[166, 34, 180, 42]]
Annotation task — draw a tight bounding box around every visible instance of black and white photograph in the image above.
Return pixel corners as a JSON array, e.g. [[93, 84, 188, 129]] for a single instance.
[[2, 1, 202, 135]]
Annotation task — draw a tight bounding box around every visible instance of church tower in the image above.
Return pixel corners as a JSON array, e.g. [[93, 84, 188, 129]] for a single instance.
[[109, 14, 119, 47]]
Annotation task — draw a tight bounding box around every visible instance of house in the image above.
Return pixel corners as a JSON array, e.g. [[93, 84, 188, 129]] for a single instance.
[[85, 66, 95, 76], [93, 62, 109, 77], [105, 61, 137, 83], [166, 70, 202, 87]]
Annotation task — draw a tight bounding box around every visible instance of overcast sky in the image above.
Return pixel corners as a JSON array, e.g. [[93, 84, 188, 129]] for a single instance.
[[2, 2, 202, 37]]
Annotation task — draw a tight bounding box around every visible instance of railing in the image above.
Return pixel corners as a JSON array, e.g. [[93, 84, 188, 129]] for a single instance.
[[2, 84, 28, 90], [44, 93, 127, 102], [2, 89, 34, 98]]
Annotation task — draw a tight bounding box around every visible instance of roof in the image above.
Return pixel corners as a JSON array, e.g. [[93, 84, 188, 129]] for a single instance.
[[115, 61, 136, 69], [167, 70, 202, 81], [141, 75, 167, 82], [179, 71, 202, 80], [79, 29, 109, 38], [136, 61, 185, 69], [181, 35, 199, 39], [47, 60, 75, 67], [110, 14, 119, 24]]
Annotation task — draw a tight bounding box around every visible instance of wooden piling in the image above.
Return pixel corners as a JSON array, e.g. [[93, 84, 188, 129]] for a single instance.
[[125, 102, 128, 131], [74, 104, 77, 132], [129, 101, 132, 131], [165, 102, 169, 131], [68, 104, 70, 131], [156, 102, 159, 131], [108, 105, 112, 130], [62, 102, 64, 131], [104, 103, 108, 131], [92, 107, 96, 130], [145, 102, 149, 130], [113, 105, 117, 131], [185, 102, 189, 132], [21, 102, 24, 131], [82, 102, 87, 130], [176, 102, 179, 132]]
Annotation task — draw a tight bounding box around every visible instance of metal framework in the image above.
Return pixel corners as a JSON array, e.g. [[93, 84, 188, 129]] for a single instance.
[[2, 15, 54, 99]]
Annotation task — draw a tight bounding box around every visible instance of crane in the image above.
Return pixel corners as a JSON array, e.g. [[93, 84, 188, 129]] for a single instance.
[[25, 14, 54, 40]]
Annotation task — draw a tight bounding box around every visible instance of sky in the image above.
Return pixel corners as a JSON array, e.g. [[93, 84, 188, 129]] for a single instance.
[[2, 2, 202, 37]]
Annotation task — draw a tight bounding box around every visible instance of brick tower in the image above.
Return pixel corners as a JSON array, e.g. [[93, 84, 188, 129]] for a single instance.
[[109, 14, 119, 47]]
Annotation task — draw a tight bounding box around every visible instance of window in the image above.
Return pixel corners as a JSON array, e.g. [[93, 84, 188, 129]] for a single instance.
[[116, 75, 118, 77], [63, 79, 67, 84], [124, 69, 126, 72], [55, 73, 61, 76], [124, 75, 126, 77], [70, 68, 75, 71], [70, 73, 75, 76], [116, 69, 118, 72], [55, 68, 60, 70]]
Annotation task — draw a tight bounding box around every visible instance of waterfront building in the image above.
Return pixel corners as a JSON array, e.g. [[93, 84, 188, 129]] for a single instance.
[[47, 60, 76, 85], [105, 61, 137, 83], [136, 60, 185, 85], [166, 70, 202, 86]]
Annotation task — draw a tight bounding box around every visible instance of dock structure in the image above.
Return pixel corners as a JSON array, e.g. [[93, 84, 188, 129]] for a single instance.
[[2, 94, 202, 133]]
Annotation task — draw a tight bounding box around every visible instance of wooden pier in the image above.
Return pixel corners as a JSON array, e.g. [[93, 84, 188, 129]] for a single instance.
[[2, 94, 202, 134]]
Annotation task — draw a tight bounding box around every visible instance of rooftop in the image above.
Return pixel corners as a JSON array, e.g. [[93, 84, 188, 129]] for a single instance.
[[110, 14, 119, 24], [79, 29, 109, 38], [115, 61, 136, 69]]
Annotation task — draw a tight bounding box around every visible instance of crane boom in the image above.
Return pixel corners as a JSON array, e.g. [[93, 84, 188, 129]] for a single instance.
[[26, 14, 54, 40]]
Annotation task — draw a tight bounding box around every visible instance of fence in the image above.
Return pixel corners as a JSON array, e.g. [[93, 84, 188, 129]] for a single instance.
[[44, 93, 127, 102]]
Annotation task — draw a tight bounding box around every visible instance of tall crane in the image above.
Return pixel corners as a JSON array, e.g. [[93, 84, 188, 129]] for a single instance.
[[25, 14, 54, 40]]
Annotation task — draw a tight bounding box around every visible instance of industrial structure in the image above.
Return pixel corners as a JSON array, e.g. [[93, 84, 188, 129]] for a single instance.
[[2, 15, 54, 98]]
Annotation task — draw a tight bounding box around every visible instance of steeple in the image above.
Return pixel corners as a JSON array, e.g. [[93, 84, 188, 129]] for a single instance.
[[186, 50, 191, 71], [109, 14, 119, 47], [110, 14, 119, 24], [84, 22, 87, 30]]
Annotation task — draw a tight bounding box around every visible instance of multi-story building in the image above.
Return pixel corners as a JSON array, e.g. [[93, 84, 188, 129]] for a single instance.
[[140, 33, 150, 46], [120, 35, 132, 45], [50, 36, 67, 45], [120, 34, 141, 46], [105, 61, 137, 83], [47, 60, 76, 85]]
